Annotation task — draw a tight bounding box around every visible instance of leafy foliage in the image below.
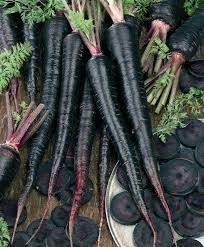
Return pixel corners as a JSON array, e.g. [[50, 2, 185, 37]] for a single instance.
[[155, 87, 204, 142], [151, 69, 174, 97], [13, 101, 28, 125], [68, 10, 94, 37], [150, 37, 170, 60], [0, 0, 64, 25], [0, 217, 10, 247], [126, 0, 160, 20], [184, 0, 204, 16], [0, 43, 32, 94]]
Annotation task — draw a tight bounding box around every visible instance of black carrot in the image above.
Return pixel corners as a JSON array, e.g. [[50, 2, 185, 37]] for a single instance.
[[25, 19, 87, 245], [63, 0, 157, 246], [101, 0, 175, 243], [0, 8, 18, 50], [87, 53, 157, 247], [12, 14, 69, 241], [97, 123, 110, 247], [69, 80, 96, 246], [0, 92, 47, 194], [23, 23, 41, 102], [141, 0, 184, 74], [146, 4, 204, 113]]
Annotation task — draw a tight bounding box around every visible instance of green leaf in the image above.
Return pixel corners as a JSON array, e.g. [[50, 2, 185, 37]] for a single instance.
[[20, 101, 28, 110], [184, 0, 204, 16], [155, 87, 204, 142], [150, 37, 170, 60], [0, 217, 10, 247], [125, 0, 161, 20], [68, 10, 94, 37], [0, 0, 64, 25], [12, 111, 21, 124], [0, 42, 32, 94]]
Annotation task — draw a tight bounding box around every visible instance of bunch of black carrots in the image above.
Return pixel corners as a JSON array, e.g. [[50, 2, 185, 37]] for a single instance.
[[0, 0, 203, 246]]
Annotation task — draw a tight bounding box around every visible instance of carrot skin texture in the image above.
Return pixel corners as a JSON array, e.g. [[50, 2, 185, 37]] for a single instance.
[[0, 145, 20, 193], [0, 8, 18, 50], [23, 23, 41, 102], [106, 23, 172, 225], [69, 80, 96, 246], [87, 55, 155, 236], [48, 32, 87, 195], [169, 4, 204, 61], [16, 15, 69, 219], [98, 124, 110, 225]]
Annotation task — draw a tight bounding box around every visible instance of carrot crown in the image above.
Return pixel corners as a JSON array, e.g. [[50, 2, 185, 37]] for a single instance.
[[62, 0, 102, 56]]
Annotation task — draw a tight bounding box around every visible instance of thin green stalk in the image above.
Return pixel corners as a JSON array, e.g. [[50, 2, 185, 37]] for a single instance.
[[141, 34, 158, 67], [151, 87, 164, 105]]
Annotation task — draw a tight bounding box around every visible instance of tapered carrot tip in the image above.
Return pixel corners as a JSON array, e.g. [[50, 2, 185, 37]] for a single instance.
[[97, 219, 103, 247], [11, 205, 23, 243], [69, 220, 74, 247]]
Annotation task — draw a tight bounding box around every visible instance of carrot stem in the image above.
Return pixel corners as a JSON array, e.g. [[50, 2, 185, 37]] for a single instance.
[[5, 92, 14, 140]]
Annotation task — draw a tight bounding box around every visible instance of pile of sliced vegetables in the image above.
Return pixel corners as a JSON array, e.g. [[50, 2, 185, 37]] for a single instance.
[[0, 0, 203, 246]]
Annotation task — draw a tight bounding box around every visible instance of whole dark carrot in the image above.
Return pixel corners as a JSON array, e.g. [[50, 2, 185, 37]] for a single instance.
[[23, 23, 41, 102], [12, 14, 69, 241], [24, 15, 88, 244], [69, 80, 96, 246], [101, 0, 175, 244], [80, 1, 156, 246], [97, 123, 110, 247]]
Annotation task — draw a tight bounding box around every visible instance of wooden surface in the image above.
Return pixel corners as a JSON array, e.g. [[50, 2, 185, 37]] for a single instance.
[[1, 42, 204, 247]]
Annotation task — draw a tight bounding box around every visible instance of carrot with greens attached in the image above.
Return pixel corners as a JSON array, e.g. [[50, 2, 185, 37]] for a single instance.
[[12, 14, 69, 242], [69, 79, 96, 246], [23, 23, 41, 102], [101, 0, 175, 243], [97, 123, 110, 247], [141, 0, 184, 75], [0, 92, 47, 194], [24, 4, 89, 244], [146, 4, 204, 113], [61, 1, 157, 247]]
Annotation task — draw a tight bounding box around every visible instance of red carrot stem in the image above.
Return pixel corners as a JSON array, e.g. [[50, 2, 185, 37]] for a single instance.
[[5, 92, 14, 140], [16, 102, 35, 131]]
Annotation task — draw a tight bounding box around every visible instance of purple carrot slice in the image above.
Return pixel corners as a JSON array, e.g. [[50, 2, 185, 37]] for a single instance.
[[160, 158, 199, 195], [45, 228, 70, 247], [173, 211, 204, 238], [186, 192, 204, 216], [195, 140, 204, 167], [176, 238, 203, 247], [26, 219, 56, 244], [153, 194, 187, 221], [110, 191, 142, 225], [51, 205, 71, 228], [154, 134, 180, 161], [176, 147, 197, 164], [176, 119, 204, 148], [133, 217, 173, 247], [198, 167, 204, 194], [66, 215, 99, 247]]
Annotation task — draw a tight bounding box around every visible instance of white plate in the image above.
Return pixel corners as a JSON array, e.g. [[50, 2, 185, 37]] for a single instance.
[[106, 119, 204, 247]]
